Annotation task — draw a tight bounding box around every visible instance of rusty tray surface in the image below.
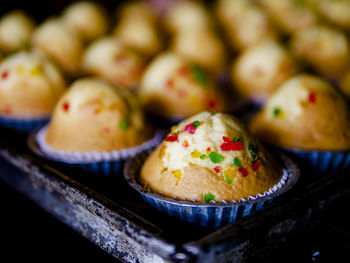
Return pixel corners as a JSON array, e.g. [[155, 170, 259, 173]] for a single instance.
[[1, 127, 350, 263]]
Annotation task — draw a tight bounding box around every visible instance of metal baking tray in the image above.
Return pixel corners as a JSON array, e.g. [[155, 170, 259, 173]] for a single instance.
[[1, 127, 350, 263]]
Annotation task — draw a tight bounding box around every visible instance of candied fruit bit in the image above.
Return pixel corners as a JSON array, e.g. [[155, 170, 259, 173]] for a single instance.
[[251, 161, 260, 171], [209, 152, 224, 163], [165, 133, 178, 142], [220, 136, 243, 151], [214, 166, 221, 173], [178, 90, 187, 98], [104, 128, 110, 133], [185, 121, 200, 134], [1, 70, 9, 79], [30, 65, 43, 76], [62, 102, 69, 112], [208, 100, 216, 109], [204, 192, 215, 202], [238, 167, 249, 177], [94, 105, 104, 114], [178, 66, 190, 76], [309, 92, 316, 103], [183, 140, 189, 148], [120, 119, 129, 130], [191, 149, 203, 158], [224, 169, 234, 184], [172, 169, 182, 185], [166, 78, 174, 89], [273, 107, 284, 118], [200, 154, 207, 159], [191, 64, 208, 85], [233, 157, 242, 168]]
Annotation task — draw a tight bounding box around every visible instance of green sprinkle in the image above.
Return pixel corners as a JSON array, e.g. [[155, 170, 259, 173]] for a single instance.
[[273, 107, 281, 118], [191, 65, 208, 86], [248, 142, 258, 154], [224, 176, 233, 184], [204, 192, 215, 202], [119, 119, 129, 130], [200, 154, 207, 159], [233, 137, 241, 143], [193, 120, 201, 128], [233, 157, 242, 168], [209, 152, 224, 163]]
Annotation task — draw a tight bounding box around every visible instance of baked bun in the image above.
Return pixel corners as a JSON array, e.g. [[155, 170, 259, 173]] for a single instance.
[[141, 111, 282, 202], [61, 1, 108, 42], [291, 25, 350, 78], [82, 37, 145, 89], [0, 10, 34, 52], [231, 40, 297, 100], [31, 18, 84, 75], [249, 74, 350, 151], [45, 78, 150, 152], [139, 52, 225, 119], [0, 51, 65, 119]]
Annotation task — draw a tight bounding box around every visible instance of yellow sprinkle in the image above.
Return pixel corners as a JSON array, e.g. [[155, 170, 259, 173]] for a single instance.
[[172, 170, 182, 185], [171, 125, 178, 132], [94, 105, 104, 114], [15, 65, 24, 75], [29, 65, 43, 76], [191, 149, 203, 158]]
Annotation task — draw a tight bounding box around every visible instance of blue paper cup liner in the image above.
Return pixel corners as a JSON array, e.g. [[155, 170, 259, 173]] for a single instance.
[[282, 147, 350, 176], [124, 150, 300, 228], [0, 116, 49, 133], [27, 126, 165, 177]]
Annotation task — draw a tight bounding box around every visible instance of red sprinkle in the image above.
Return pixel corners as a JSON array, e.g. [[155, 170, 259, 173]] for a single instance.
[[166, 78, 174, 89], [183, 140, 189, 148], [238, 168, 249, 177], [165, 133, 178, 142], [309, 92, 316, 103], [184, 122, 196, 134], [220, 137, 243, 151], [214, 166, 221, 173], [178, 66, 190, 76], [208, 100, 216, 109], [3, 104, 12, 114], [62, 102, 69, 112], [1, 70, 9, 79], [62, 102, 70, 112], [251, 161, 260, 171], [206, 147, 211, 152]]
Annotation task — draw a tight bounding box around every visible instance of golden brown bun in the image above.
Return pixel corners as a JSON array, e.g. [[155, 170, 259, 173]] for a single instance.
[[45, 78, 150, 152], [139, 53, 225, 119], [0, 10, 34, 52], [291, 25, 350, 78], [231, 40, 297, 100], [249, 75, 350, 151], [0, 51, 66, 119], [141, 112, 282, 202], [61, 1, 108, 42], [81, 37, 145, 89], [31, 18, 84, 75]]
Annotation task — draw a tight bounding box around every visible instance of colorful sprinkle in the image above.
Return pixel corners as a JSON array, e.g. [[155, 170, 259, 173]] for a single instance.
[[164, 133, 178, 142], [209, 152, 224, 163], [178, 66, 190, 76], [184, 121, 201, 134], [233, 157, 242, 168], [204, 192, 215, 202], [214, 166, 221, 173], [120, 119, 129, 130], [208, 100, 216, 109], [200, 154, 207, 159], [251, 161, 260, 171], [172, 170, 182, 185], [309, 92, 316, 103], [191, 64, 208, 85], [183, 140, 189, 148], [62, 102, 69, 112], [1, 70, 9, 79], [166, 78, 174, 89], [224, 169, 234, 184], [191, 149, 203, 158], [273, 107, 284, 118], [220, 136, 243, 151], [206, 147, 211, 152], [15, 66, 24, 75], [238, 167, 249, 177], [29, 65, 43, 76]]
